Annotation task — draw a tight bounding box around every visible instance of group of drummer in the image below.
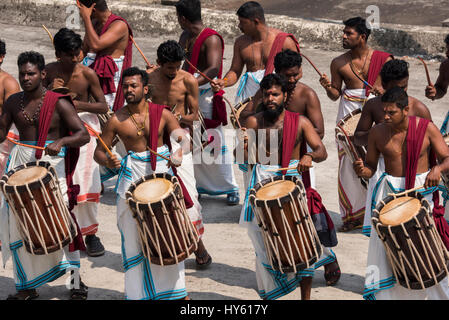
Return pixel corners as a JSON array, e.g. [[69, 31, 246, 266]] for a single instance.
[[0, 0, 448, 301]]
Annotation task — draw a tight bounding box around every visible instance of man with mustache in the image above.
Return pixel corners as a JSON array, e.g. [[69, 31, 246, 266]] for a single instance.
[[354, 59, 432, 238], [0, 51, 90, 300], [353, 87, 449, 300], [147, 40, 211, 269], [425, 34, 449, 134], [238, 73, 329, 300], [210, 1, 299, 104], [43, 28, 108, 257], [94, 67, 193, 300], [319, 17, 393, 232]]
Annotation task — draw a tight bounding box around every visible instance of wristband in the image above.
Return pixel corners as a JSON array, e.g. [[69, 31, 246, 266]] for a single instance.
[[304, 152, 314, 161]]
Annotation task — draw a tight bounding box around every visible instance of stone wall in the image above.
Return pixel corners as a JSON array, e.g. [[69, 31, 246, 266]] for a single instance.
[[1, 0, 446, 58]]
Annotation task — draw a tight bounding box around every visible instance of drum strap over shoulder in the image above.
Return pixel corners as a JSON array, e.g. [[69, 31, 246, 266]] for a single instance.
[[264, 33, 300, 76]]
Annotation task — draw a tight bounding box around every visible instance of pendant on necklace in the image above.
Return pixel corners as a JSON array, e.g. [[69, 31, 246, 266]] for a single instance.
[[137, 130, 143, 136]]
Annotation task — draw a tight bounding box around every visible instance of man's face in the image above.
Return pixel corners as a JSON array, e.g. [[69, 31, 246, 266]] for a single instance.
[[262, 85, 286, 122], [279, 66, 302, 91], [238, 17, 256, 36], [177, 13, 187, 30], [19, 62, 45, 92], [159, 61, 182, 81], [383, 102, 408, 126], [123, 75, 147, 104], [342, 26, 364, 49], [56, 49, 81, 69], [383, 77, 409, 92]]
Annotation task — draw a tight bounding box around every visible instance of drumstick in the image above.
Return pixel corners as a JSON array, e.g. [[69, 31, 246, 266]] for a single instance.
[[418, 57, 432, 86], [387, 181, 441, 198], [42, 24, 54, 43], [348, 62, 373, 89], [130, 36, 152, 68], [264, 165, 313, 172], [184, 58, 214, 83], [300, 53, 322, 77], [223, 96, 242, 129], [82, 122, 114, 157], [6, 137, 45, 150], [146, 146, 171, 162]]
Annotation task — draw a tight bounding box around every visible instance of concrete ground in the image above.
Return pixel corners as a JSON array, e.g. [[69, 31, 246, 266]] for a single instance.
[[0, 21, 447, 300]]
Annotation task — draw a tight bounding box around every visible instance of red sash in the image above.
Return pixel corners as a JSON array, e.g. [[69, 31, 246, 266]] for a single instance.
[[405, 116, 449, 250], [264, 32, 300, 76], [186, 28, 227, 129], [148, 102, 194, 209], [365, 50, 393, 96], [281, 111, 335, 231], [90, 13, 133, 112], [35, 90, 85, 252]]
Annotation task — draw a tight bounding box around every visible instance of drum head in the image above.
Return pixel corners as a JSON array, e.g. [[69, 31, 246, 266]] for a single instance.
[[379, 196, 421, 226], [255, 180, 296, 201], [8, 166, 48, 186], [133, 178, 174, 203], [340, 112, 361, 136]]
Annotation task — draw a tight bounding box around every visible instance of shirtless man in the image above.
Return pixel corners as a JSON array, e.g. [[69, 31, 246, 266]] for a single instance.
[[210, 1, 299, 103], [237, 73, 330, 300], [176, 0, 240, 205], [94, 67, 192, 300], [147, 40, 212, 269], [353, 86, 449, 300], [425, 34, 449, 134], [355, 59, 432, 147], [0, 51, 89, 300], [319, 17, 393, 232], [44, 28, 108, 257], [0, 39, 20, 176]]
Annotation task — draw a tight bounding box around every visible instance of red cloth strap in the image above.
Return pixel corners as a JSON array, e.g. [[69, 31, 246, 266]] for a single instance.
[[405, 116, 429, 189], [365, 50, 393, 96], [90, 13, 133, 112], [264, 33, 300, 76], [187, 28, 224, 78], [148, 102, 194, 209], [281, 110, 299, 175], [35, 91, 85, 252]]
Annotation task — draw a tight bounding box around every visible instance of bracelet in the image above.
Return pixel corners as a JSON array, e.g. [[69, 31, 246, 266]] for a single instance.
[[304, 152, 314, 161], [223, 77, 228, 87]]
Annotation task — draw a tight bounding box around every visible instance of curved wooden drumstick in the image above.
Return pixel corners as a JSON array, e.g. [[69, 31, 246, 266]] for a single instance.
[[300, 53, 322, 77], [223, 96, 242, 130], [265, 165, 313, 172], [130, 36, 151, 67], [184, 58, 214, 83], [146, 146, 171, 162], [42, 24, 54, 43], [418, 57, 432, 86], [82, 122, 114, 158], [7, 137, 46, 150], [336, 123, 360, 161]]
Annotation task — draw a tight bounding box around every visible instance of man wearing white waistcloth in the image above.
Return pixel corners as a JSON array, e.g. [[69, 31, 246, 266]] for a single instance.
[[320, 17, 392, 232], [0, 52, 90, 300], [211, 1, 300, 194], [354, 87, 449, 300], [237, 74, 337, 300], [176, 0, 240, 205], [94, 67, 192, 300], [44, 28, 109, 257], [78, 0, 133, 184], [354, 59, 432, 237], [147, 41, 211, 269]]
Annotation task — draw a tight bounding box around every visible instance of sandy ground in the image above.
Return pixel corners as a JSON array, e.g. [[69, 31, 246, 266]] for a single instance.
[[0, 21, 447, 300]]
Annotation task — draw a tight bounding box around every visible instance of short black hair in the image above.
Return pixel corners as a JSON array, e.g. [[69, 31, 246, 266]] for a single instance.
[[78, 0, 108, 11], [260, 73, 288, 93], [381, 86, 409, 110], [122, 67, 149, 86], [380, 59, 409, 85], [17, 51, 45, 71], [445, 34, 449, 46], [0, 39, 5, 56], [54, 28, 82, 54], [274, 49, 302, 73], [236, 1, 265, 22], [157, 40, 185, 65], [343, 17, 371, 41], [175, 0, 201, 23]]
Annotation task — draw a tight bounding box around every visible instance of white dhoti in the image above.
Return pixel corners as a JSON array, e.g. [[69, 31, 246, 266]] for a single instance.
[[239, 160, 337, 299], [363, 171, 449, 300], [362, 156, 386, 237], [0, 143, 80, 291], [194, 82, 239, 197], [115, 146, 187, 300], [72, 113, 102, 236], [336, 88, 374, 225], [82, 52, 127, 183]]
